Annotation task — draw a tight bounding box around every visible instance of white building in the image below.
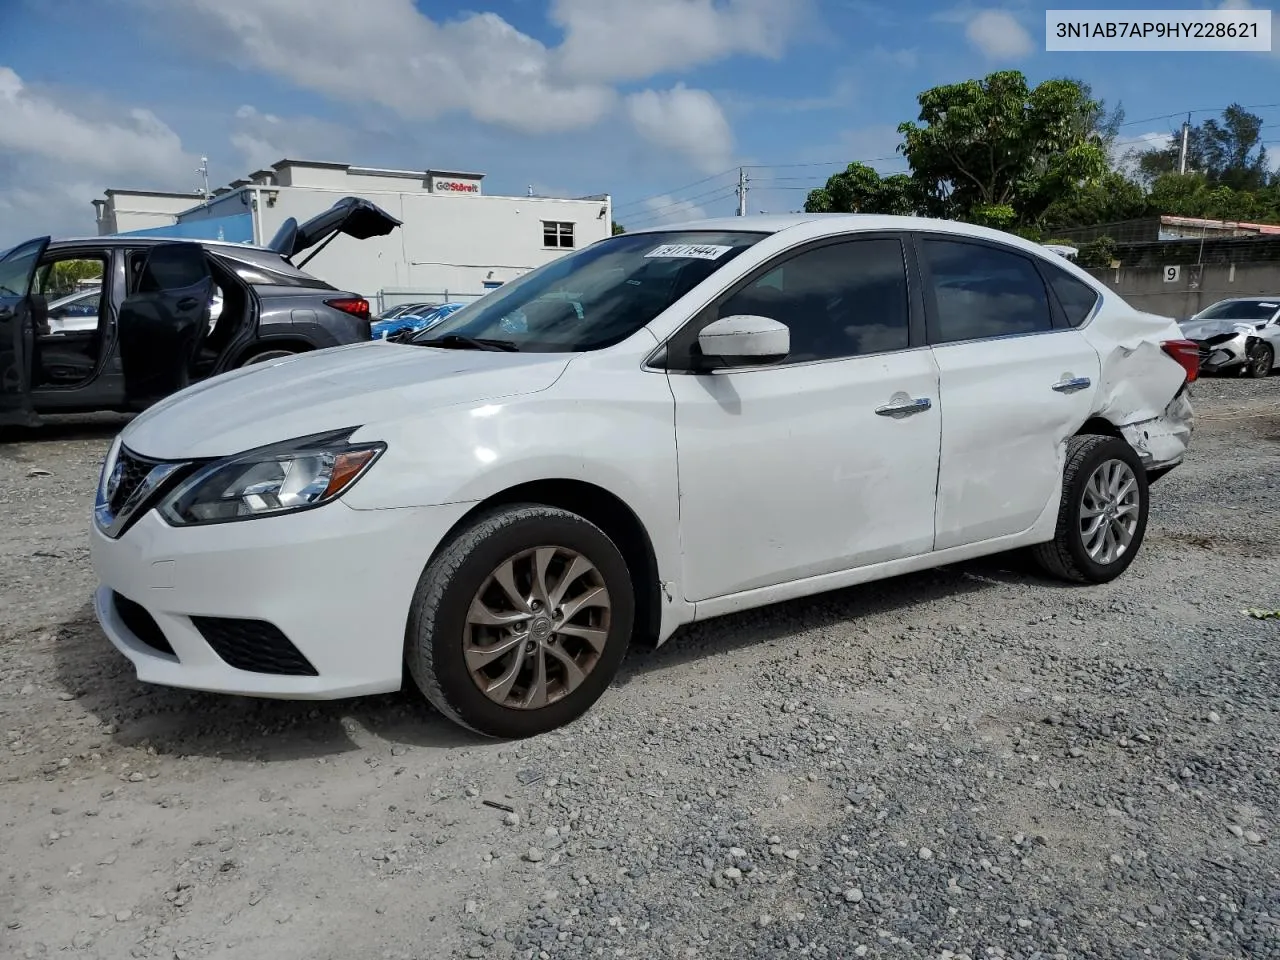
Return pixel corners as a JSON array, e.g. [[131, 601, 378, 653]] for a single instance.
[[93, 159, 613, 308], [92, 189, 207, 235]]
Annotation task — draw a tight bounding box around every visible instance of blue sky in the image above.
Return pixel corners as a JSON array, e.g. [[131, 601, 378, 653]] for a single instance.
[[1, 0, 1277, 245]]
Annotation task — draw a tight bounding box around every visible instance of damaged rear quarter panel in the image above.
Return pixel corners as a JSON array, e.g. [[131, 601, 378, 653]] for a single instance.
[[1081, 307, 1194, 469]]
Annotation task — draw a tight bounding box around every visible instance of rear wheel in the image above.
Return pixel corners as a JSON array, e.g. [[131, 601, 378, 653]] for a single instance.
[[1244, 341, 1274, 379], [1031, 434, 1149, 584], [406, 504, 634, 738]]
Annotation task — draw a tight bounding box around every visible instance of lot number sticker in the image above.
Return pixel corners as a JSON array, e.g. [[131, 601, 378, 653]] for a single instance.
[[645, 244, 733, 260], [1163, 265, 1180, 283]]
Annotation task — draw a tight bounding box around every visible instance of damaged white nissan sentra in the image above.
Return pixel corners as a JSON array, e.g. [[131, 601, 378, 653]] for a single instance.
[[90, 215, 1198, 737]]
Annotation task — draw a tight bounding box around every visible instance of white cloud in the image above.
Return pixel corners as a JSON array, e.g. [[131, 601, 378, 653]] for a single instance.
[[0, 67, 190, 178], [230, 104, 365, 170], [145, 0, 812, 139], [0, 66, 201, 245], [550, 0, 809, 83], [963, 10, 1034, 59], [155, 0, 614, 134], [626, 84, 734, 173]]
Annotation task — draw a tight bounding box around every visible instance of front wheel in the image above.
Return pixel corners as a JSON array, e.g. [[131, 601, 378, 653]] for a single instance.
[[1031, 435, 1150, 584], [406, 504, 634, 738], [1244, 341, 1274, 379]]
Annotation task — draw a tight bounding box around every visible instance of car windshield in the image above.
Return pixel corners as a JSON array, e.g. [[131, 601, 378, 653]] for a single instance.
[[410, 230, 766, 352], [1196, 300, 1279, 321]]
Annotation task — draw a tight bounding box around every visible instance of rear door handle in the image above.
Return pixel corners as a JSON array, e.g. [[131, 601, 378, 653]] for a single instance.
[[875, 396, 932, 418], [1052, 376, 1091, 394]]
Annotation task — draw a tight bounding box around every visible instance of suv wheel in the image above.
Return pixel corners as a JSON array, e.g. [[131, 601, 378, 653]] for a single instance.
[[406, 504, 634, 738]]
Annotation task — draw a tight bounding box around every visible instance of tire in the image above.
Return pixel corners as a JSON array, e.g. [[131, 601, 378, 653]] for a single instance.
[[1244, 341, 1274, 379], [1031, 434, 1150, 584], [238, 348, 298, 367], [405, 504, 634, 738]]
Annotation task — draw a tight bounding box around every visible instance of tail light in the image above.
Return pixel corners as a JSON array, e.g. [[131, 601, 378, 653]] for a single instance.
[[324, 297, 370, 320], [1161, 339, 1199, 383]]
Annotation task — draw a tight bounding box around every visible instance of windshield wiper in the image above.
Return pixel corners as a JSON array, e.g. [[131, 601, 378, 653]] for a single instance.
[[417, 334, 519, 352]]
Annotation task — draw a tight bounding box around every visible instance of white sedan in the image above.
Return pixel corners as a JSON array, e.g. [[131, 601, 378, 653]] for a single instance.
[[90, 215, 1198, 737]]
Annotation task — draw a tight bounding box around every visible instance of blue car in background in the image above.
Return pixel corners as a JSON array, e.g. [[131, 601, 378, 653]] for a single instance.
[[370, 301, 467, 341]]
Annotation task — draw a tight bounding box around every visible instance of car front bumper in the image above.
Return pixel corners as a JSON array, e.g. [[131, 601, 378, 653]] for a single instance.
[[90, 500, 474, 699], [1191, 334, 1248, 373]]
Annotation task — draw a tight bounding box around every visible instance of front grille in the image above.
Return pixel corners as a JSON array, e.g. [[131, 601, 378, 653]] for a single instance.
[[110, 449, 158, 513], [113, 592, 176, 656], [191, 617, 318, 676]]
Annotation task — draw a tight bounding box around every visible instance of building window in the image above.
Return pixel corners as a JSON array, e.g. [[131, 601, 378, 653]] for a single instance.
[[543, 221, 575, 249]]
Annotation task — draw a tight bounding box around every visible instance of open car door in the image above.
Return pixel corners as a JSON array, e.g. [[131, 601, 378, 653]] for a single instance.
[[266, 196, 401, 267], [119, 243, 216, 408], [0, 236, 50, 427]]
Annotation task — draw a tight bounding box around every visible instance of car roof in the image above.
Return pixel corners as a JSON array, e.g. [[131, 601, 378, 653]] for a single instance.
[[628, 213, 1071, 251], [49, 236, 279, 255]]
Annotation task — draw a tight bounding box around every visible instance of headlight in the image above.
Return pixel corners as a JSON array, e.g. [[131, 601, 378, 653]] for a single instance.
[[159, 429, 384, 526]]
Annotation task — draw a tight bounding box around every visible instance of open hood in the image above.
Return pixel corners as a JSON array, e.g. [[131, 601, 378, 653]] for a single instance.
[[267, 196, 402, 260]]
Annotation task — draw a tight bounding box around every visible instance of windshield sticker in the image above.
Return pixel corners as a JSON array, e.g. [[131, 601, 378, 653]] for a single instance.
[[644, 243, 733, 260], [1260, 302, 1278, 308]]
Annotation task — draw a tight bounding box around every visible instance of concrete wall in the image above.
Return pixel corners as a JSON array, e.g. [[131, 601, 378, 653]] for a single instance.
[[251, 185, 611, 298], [1086, 261, 1280, 320]]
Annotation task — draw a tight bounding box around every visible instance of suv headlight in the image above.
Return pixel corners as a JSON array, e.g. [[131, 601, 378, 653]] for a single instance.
[[159, 429, 384, 526]]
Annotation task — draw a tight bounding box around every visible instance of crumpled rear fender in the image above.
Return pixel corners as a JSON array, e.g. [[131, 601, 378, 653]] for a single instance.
[[1082, 309, 1195, 471]]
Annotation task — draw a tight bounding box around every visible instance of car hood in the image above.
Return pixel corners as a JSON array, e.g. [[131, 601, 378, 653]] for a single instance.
[[121, 341, 571, 460], [266, 196, 402, 260], [1179, 317, 1255, 339]]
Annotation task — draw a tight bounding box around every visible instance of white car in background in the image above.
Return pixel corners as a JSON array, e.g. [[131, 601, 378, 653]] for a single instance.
[[89, 215, 1198, 738], [1179, 297, 1280, 378]]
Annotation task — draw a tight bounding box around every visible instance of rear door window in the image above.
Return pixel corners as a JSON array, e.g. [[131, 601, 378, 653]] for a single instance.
[[920, 238, 1053, 344]]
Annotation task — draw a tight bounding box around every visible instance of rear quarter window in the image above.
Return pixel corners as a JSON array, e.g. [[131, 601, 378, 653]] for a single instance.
[[1041, 263, 1101, 328]]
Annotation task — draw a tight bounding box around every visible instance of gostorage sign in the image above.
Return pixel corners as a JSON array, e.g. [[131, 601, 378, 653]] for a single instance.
[[431, 177, 482, 195]]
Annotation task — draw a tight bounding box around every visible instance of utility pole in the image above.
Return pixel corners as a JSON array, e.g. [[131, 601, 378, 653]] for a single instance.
[[1177, 115, 1191, 175], [736, 167, 748, 216], [196, 156, 211, 200]]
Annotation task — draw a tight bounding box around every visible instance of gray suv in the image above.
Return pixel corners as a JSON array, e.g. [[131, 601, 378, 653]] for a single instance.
[[0, 196, 400, 427]]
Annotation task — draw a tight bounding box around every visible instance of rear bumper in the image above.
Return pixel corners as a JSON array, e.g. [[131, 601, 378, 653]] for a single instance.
[[90, 500, 474, 699], [1119, 386, 1194, 475]]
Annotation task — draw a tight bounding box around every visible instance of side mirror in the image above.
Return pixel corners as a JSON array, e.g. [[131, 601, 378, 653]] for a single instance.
[[696, 315, 789, 369]]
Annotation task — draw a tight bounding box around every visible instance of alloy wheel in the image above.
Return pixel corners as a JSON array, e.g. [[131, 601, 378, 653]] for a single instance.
[[463, 546, 612, 710], [1079, 458, 1141, 565]]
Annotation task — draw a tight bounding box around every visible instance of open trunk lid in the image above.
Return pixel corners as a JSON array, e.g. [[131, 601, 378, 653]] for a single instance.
[[267, 196, 402, 262]]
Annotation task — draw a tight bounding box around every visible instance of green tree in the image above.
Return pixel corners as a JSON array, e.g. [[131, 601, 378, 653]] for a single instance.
[[1043, 169, 1147, 228], [1133, 104, 1270, 191], [611, 221, 626, 235], [897, 70, 1110, 229], [803, 163, 917, 215]]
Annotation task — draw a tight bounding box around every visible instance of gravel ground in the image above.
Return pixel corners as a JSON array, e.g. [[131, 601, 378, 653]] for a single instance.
[[2, 378, 1278, 960]]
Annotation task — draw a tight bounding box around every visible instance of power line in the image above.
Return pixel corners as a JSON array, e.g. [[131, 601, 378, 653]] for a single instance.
[[610, 167, 738, 215], [620, 187, 741, 228], [745, 155, 903, 170], [1119, 101, 1280, 129]]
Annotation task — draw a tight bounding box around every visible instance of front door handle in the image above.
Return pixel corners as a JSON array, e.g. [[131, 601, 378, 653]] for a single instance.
[[1052, 376, 1091, 394], [875, 396, 932, 418]]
